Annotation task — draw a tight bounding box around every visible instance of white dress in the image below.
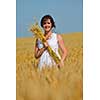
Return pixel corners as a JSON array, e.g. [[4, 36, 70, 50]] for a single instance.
[[37, 33, 61, 70]]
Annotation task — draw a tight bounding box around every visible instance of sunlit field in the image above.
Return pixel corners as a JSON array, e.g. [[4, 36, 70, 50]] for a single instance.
[[16, 32, 83, 100]]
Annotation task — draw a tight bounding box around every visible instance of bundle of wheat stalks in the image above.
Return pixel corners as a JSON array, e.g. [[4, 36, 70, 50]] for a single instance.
[[30, 22, 61, 64]]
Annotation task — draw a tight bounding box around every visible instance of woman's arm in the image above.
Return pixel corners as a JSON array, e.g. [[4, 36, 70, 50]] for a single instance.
[[34, 39, 48, 59], [57, 34, 67, 65]]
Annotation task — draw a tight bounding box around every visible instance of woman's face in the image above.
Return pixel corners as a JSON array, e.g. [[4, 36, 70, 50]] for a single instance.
[[43, 19, 52, 33]]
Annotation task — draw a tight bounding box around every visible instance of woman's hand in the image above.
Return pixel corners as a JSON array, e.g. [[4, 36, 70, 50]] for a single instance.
[[58, 60, 64, 68], [43, 41, 49, 49]]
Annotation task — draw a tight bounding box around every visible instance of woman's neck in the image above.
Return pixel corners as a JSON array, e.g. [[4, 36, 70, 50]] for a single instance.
[[44, 31, 52, 40]]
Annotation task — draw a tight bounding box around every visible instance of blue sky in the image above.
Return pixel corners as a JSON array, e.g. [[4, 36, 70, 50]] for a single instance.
[[16, 0, 83, 37]]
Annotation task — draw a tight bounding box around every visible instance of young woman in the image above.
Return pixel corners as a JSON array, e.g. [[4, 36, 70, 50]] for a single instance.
[[34, 15, 67, 70]]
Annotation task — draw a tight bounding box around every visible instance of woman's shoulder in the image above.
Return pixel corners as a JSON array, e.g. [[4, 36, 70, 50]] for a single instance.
[[52, 33, 63, 42], [53, 32, 61, 36], [53, 32, 59, 37], [36, 38, 43, 49], [36, 38, 41, 42], [56, 34, 63, 41], [36, 38, 42, 45]]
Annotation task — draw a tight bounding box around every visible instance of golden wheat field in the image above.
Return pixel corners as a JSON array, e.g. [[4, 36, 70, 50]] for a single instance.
[[16, 32, 83, 100]]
